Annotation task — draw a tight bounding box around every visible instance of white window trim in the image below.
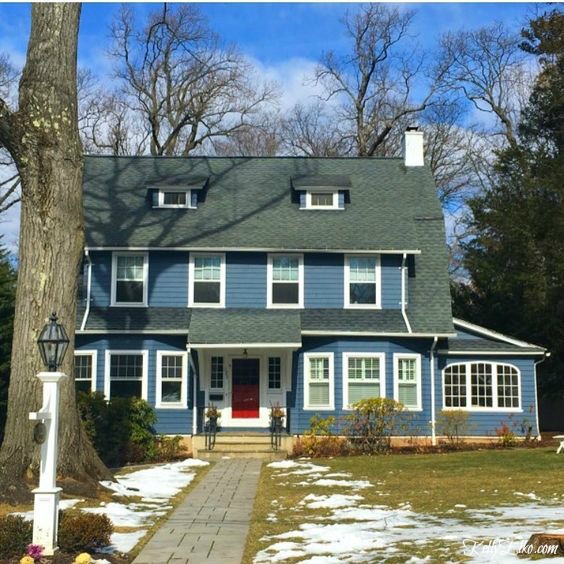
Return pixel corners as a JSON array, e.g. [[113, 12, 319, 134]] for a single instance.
[[74, 350, 97, 393], [267, 253, 304, 309], [342, 352, 386, 410], [302, 190, 340, 210], [303, 352, 334, 410], [344, 254, 382, 309], [110, 252, 149, 307], [104, 350, 148, 401], [393, 353, 422, 411], [156, 188, 195, 209], [155, 351, 188, 409], [442, 361, 522, 412], [188, 252, 226, 308], [267, 356, 283, 393], [209, 355, 225, 391]]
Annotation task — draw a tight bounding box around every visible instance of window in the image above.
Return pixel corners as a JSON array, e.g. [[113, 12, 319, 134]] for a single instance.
[[74, 351, 96, 394], [443, 362, 521, 411], [156, 352, 187, 408], [156, 189, 194, 208], [302, 191, 340, 210], [189, 253, 225, 307], [268, 254, 304, 308], [268, 357, 282, 390], [345, 255, 380, 308], [210, 356, 224, 389], [111, 253, 148, 306], [343, 353, 384, 408], [304, 353, 334, 409], [105, 351, 147, 400], [393, 354, 422, 410]]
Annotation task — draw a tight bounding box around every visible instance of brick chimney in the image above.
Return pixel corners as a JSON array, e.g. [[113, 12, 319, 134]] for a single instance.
[[404, 126, 424, 167]]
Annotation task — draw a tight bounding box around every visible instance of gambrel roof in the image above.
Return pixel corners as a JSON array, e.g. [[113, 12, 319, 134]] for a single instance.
[[82, 155, 454, 335]]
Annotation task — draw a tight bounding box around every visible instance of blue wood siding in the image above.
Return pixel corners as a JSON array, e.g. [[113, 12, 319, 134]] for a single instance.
[[381, 255, 402, 309], [90, 251, 112, 306], [148, 251, 188, 307], [438, 355, 539, 437], [226, 252, 267, 307], [305, 253, 343, 308], [76, 334, 192, 435]]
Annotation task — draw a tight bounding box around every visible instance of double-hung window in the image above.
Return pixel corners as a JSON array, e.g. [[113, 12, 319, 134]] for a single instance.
[[74, 351, 97, 394], [304, 353, 334, 409], [443, 362, 520, 410], [394, 354, 422, 410], [345, 255, 381, 308], [268, 254, 304, 308], [112, 253, 148, 306], [156, 352, 187, 408], [189, 253, 225, 307], [343, 353, 384, 408], [105, 351, 147, 400]]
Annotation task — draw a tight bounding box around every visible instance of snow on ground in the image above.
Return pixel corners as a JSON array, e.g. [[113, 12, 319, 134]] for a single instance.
[[14, 498, 83, 521], [260, 460, 564, 563]]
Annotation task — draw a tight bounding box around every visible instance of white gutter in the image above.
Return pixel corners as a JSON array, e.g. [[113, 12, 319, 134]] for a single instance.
[[430, 336, 438, 446], [186, 344, 198, 436], [80, 250, 92, 332], [533, 352, 550, 441], [401, 253, 412, 334]]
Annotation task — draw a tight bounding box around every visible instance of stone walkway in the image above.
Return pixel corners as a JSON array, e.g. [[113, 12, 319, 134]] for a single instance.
[[133, 458, 262, 564]]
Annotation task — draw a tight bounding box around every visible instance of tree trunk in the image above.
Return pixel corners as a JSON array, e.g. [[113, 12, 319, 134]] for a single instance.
[[0, 3, 112, 504]]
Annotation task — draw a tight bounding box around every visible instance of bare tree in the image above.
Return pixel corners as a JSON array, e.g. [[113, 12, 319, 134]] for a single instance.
[[0, 4, 111, 503], [109, 4, 276, 156], [0, 55, 19, 215], [280, 101, 350, 157], [313, 5, 447, 157], [440, 23, 534, 149]]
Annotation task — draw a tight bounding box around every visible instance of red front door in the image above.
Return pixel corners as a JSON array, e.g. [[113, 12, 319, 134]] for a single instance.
[[232, 359, 260, 418]]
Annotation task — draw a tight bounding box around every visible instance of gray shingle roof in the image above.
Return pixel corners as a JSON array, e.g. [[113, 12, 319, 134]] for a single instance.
[[301, 309, 407, 333], [79, 307, 190, 332], [188, 309, 302, 345], [82, 156, 455, 334], [444, 338, 544, 354], [292, 175, 352, 188]]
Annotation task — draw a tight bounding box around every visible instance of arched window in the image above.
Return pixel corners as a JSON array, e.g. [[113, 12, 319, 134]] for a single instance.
[[443, 362, 520, 410]]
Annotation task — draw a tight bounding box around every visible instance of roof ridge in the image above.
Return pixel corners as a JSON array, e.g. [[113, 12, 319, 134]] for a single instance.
[[83, 154, 405, 161]]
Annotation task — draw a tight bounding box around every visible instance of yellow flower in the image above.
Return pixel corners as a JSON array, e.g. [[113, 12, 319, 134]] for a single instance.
[[20, 557, 34, 564], [74, 553, 91, 564]]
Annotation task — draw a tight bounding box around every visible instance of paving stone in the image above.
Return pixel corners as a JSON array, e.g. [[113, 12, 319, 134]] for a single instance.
[[133, 459, 262, 564]]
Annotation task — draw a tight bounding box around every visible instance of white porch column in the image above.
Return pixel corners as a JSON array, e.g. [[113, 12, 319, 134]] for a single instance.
[[29, 371, 67, 556]]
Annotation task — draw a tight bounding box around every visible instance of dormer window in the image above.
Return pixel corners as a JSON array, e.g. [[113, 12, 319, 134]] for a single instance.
[[307, 191, 339, 209], [157, 188, 194, 209]]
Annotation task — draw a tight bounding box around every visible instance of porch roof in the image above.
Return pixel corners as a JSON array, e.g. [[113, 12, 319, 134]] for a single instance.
[[188, 308, 302, 346]]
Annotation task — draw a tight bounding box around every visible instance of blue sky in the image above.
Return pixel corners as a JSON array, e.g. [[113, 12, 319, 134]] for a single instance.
[[0, 2, 543, 251]]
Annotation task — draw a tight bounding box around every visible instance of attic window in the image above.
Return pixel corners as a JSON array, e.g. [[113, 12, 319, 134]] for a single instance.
[[157, 189, 193, 209], [307, 191, 338, 209], [292, 175, 350, 211]]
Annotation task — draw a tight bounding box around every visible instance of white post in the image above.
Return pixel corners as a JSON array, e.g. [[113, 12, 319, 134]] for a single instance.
[[29, 371, 67, 556]]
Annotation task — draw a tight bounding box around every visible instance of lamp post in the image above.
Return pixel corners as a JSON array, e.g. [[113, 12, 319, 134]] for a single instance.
[[29, 312, 69, 556]]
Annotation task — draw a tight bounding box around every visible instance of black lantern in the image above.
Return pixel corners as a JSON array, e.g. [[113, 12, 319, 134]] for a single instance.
[[37, 312, 69, 372]]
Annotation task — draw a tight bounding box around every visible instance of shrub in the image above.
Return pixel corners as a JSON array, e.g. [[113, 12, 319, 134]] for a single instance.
[[437, 410, 470, 447], [78, 392, 158, 466], [154, 435, 188, 462], [496, 422, 517, 447], [58, 511, 113, 553], [345, 398, 405, 454], [305, 415, 335, 437], [0, 515, 32, 559], [292, 435, 349, 457]]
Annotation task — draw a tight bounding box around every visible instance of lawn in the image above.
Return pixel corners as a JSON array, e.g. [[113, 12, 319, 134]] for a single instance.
[[243, 448, 564, 563]]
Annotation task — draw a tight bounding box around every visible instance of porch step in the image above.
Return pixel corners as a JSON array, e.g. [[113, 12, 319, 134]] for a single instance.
[[192, 433, 292, 459]]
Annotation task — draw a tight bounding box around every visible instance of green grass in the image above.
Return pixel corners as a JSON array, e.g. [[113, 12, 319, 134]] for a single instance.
[[242, 448, 564, 563]]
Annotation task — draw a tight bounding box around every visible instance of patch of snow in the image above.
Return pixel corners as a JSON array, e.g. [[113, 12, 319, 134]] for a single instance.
[[300, 494, 364, 509], [454, 504, 467, 508], [100, 530, 148, 554], [513, 492, 539, 501], [83, 502, 165, 527], [12, 498, 82, 521], [325, 473, 352, 478], [306, 479, 373, 490]]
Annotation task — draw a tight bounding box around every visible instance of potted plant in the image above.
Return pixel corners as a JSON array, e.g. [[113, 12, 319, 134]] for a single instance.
[[270, 403, 285, 434]]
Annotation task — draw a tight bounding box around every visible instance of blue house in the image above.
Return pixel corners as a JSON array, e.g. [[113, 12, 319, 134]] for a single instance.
[[75, 129, 546, 446]]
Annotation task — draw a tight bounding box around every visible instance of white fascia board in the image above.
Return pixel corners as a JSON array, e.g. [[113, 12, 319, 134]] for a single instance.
[[77, 329, 188, 335], [453, 318, 546, 350], [189, 342, 302, 349], [301, 330, 456, 338], [85, 246, 422, 255], [439, 350, 545, 357]]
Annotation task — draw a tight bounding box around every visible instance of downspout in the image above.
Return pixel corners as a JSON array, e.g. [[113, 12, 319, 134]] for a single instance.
[[186, 344, 198, 436], [401, 253, 413, 334], [430, 336, 438, 446], [80, 250, 92, 332], [533, 352, 550, 441]]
